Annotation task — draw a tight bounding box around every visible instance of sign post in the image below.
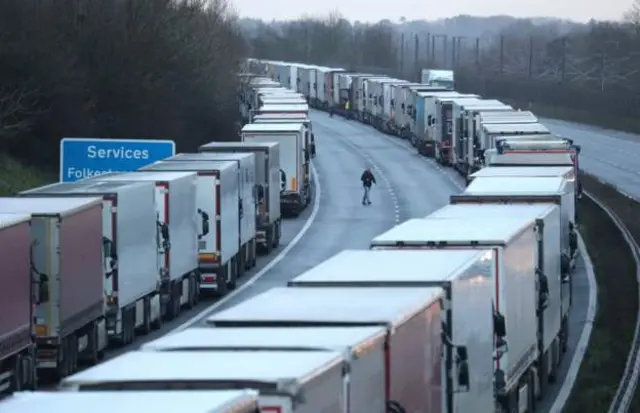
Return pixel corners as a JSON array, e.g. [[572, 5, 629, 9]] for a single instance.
[[59, 138, 176, 182]]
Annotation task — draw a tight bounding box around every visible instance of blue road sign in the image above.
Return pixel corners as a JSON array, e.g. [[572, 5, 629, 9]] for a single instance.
[[60, 138, 176, 182]]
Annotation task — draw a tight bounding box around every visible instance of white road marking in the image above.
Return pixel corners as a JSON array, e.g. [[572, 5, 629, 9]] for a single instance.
[[549, 234, 598, 413], [171, 163, 322, 333]]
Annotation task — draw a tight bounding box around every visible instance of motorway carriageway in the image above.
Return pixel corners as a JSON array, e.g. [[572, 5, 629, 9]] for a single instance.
[[96, 110, 595, 413]]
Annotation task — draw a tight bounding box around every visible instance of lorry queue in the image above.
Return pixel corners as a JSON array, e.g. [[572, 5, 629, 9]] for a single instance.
[[0, 58, 582, 413]]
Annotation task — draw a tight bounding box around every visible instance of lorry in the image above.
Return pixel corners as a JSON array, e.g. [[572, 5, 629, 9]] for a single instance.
[[452, 101, 513, 177], [198, 141, 282, 253], [426, 203, 567, 391], [0, 213, 36, 393], [431, 95, 481, 165], [450, 176, 577, 319], [469, 166, 579, 201], [394, 84, 447, 137], [287, 249, 494, 413], [0, 390, 261, 413], [207, 286, 470, 413], [251, 103, 309, 122], [479, 122, 550, 155], [0, 197, 107, 379], [20, 181, 163, 342], [87, 171, 201, 313], [354, 75, 388, 121], [487, 139, 581, 191], [252, 113, 316, 158], [165, 153, 258, 276], [412, 91, 462, 152], [421, 69, 455, 89], [241, 123, 309, 215], [369, 216, 542, 413], [60, 349, 346, 413], [140, 160, 240, 295], [141, 326, 388, 413]]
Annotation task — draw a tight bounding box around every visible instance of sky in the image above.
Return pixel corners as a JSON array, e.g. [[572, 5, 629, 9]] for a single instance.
[[232, 0, 631, 23]]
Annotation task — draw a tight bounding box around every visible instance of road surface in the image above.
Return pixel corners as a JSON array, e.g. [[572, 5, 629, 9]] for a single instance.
[[542, 117, 640, 198]]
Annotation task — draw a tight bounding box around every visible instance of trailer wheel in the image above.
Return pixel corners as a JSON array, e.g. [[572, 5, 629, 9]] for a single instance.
[[151, 306, 163, 330], [227, 258, 238, 290], [12, 355, 24, 391], [83, 322, 100, 365], [264, 228, 273, 254], [56, 337, 71, 379], [273, 221, 281, 248], [140, 297, 152, 334], [124, 308, 136, 344], [192, 272, 200, 305], [251, 240, 257, 267], [216, 265, 229, 297], [68, 335, 78, 373]]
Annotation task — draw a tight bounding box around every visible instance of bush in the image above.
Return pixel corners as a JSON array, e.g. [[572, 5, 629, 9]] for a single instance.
[[0, 0, 247, 174]]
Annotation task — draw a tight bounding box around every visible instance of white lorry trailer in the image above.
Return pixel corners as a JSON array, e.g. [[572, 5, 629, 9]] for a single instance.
[[19, 181, 163, 343], [451, 175, 577, 277], [287, 249, 495, 413], [252, 113, 315, 160], [480, 122, 551, 155], [207, 286, 470, 413], [141, 326, 388, 413], [140, 160, 240, 295], [87, 171, 200, 315], [426, 203, 567, 394], [242, 123, 309, 215], [429, 95, 479, 163], [453, 101, 513, 177], [0, 197, 108, 378], [370, 216, 541, 413], [60, 349, 346, 413], [0, 390, 260, 413], [198, 141, 282, 253], [165, 153, 258, 275]]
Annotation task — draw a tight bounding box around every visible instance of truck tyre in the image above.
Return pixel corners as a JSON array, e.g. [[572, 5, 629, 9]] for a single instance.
[[140, 297, 152, 334], [12, 355, 24, 391], [251, 240, 257, 267], [216, 265, 229, 296], [238, 250, 247, 276], [82, 322, 100, 365], [264, 228, 273, 254], [192, 272, 201, 305], [273, 221, 281, 248], [125, 308, 135, 344], [69, 335, 78, 373], [227, 258, 238, 290], [57, 336, 71, 379], [151, 307, 163, 330]]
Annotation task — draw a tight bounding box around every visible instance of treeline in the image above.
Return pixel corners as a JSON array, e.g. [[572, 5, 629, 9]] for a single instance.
[[243, 4, 640, 131], [0, 0, 246, 171]]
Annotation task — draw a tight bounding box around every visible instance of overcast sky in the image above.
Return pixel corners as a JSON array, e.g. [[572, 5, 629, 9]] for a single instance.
[[233, 0, 630, 23]]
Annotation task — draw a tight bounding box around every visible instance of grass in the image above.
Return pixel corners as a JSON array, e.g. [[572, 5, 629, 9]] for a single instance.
[[0, 154, 54, 196], [564, 173, 639, 412]]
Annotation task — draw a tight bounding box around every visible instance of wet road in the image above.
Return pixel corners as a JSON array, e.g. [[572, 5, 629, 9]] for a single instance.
[[541, 117, 640, 198]]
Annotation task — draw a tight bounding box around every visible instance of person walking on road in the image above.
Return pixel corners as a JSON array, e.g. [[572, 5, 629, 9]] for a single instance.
[[361, 168, 376, 205]]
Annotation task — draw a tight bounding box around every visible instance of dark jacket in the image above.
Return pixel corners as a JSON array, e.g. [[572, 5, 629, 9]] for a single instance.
[[361, 170, 376, 188]]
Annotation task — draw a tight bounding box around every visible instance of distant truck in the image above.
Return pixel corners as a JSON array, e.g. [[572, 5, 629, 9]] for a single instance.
[[20, 181, 164, 345], [242, 123, 309, 216], [141, 160, 241, 295], [0, 197, 107, 380], [0, 213, 36, 393], [88, 171, 201, 315], [421, 69, 455, 89], [164, 153, 258, 276], [198, 141, 282, 253]]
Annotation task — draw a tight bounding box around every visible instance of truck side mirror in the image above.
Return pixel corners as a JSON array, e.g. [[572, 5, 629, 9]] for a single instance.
[[493, 311, 506, 338], [537, 270, 549, 309], [197, 209, 210, 238]]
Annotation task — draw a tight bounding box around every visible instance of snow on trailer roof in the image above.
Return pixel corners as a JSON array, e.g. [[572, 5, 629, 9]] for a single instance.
[[471, 166, 573, 178], [427, 203, 557, 221], [370, 216, 535, 247], [435, 94, 480, 102], [497, 139, 573, 150], [0, 213, 30, 229], [20, 180, 149, 195], [207, 287, 443, 326], [256, 104, 309, 112], [253, 113, 307, 119], [199, 141, 277, 152], [165, 153, 252, 162], [93, 171, 196, 182], [457, 99, 509, 108], [142, 326, 386, 352], [479, 110, 536, 118], [0, 390, 259, 413], [0, 197, 102, 216], [242, 123, 305, 133], [141, 160, 235, 172], [60, 350, 343, 390], [461, 176, 567, 196], [288, 249, 491, 286], [483, 122, 549, 134]]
